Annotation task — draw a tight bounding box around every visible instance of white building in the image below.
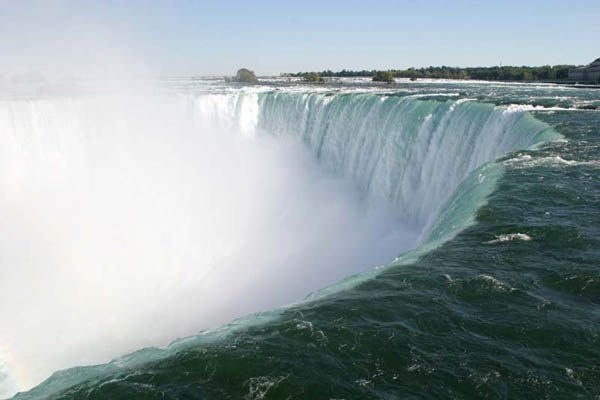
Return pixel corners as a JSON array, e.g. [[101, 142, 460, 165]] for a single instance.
[[569, 58, 600, 83]]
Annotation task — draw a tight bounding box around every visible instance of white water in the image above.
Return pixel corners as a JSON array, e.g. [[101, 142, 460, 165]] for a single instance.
[[0, 85, 558, 398], [0, 89, 412, 396]]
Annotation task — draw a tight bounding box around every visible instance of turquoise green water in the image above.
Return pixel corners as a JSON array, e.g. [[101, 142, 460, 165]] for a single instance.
[[11, 80, 600, 399]]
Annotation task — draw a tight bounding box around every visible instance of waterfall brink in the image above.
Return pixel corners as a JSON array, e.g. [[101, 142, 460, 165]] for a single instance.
[[1, 88, 559, 399], [256, 92, 556, 234], [190, 91, 557, 238]]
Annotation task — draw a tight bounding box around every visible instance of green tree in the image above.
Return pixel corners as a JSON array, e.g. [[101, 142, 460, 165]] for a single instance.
[[372, 71, 394, 83], [303, 72, 323, 82], [234, 68, 258, 83]]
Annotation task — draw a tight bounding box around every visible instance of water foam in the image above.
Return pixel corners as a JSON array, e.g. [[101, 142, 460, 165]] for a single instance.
[[0, 91, 410, 396], [485, 233, 533, 244], [505, 153, 600, 168]]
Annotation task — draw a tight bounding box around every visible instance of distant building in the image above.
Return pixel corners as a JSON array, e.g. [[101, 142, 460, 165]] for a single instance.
[[569, 58, 600, 83]]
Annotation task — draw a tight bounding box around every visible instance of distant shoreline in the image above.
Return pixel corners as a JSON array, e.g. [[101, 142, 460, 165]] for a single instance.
[[278, 75, 600, 88], [285, 65, 600, 86]]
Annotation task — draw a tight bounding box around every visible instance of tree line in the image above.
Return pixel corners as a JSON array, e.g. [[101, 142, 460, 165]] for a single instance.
[[290, 65, 575, 82]]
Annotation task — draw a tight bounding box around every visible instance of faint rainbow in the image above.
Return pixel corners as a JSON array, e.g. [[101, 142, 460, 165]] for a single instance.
[[0, 341, 30, 397]]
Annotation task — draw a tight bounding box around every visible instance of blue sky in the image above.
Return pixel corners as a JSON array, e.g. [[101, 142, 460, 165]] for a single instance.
[[1, 0, 599, 76]]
